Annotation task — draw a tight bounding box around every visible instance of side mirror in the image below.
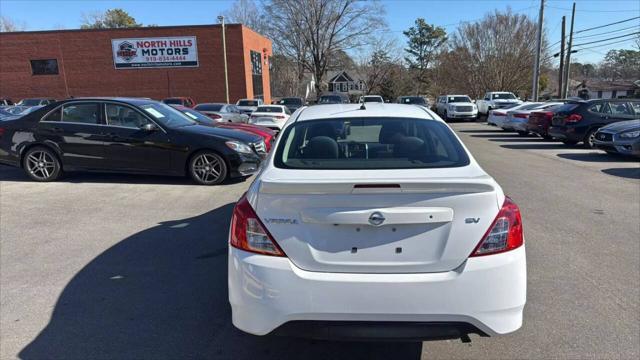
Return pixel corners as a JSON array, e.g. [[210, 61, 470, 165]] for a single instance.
[[140, 123, 158, 131]]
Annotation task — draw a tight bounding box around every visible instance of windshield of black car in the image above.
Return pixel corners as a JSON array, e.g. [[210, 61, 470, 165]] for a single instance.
[[195, 104, 223, 111], [492, 93, 516, 100], [238, 100, 258, 106], [256, 106, 283, 113], [141, 103, 197, 128], [448, 96, 471, 103], [275, 117, 470, 169], [181, 108, 216, 124], [319, 96, 342, 103], [279, 98, 302, 105], [18, 99, 41, 106]]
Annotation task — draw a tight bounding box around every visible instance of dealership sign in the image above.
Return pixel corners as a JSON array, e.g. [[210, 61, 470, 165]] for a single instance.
[[111, 36, 198, 69]]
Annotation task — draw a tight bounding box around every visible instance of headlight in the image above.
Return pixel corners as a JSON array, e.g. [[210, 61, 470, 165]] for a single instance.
[[620, 130, 640, 139], [225, 141, 254, 154]]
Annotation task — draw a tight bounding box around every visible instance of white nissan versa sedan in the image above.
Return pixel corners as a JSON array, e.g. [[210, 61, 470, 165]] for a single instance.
[[228, 103, 526, 340]]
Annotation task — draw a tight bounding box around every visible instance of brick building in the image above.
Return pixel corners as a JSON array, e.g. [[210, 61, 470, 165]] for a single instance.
[[0, 24, 272, 104]]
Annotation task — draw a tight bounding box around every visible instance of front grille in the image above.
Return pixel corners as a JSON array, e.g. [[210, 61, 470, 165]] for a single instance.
[[595, 132, 613, 142], [455, 106, 473, 112], [252, 141, 267, 155]]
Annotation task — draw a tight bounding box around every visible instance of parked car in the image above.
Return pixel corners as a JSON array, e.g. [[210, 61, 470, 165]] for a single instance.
[[236, 98, 264, 115], [476, 92, 522, 116], [193, 103, 247, 123], [228, 103, 526, 340], [277, 97, 305, 113], [502, 102, 563, 135], [162, 97, 196, 108], [17, 98, 56, 107], [0, 98, 14, 107], [359, 95, 384, 103], [396, 96, 428, 106], [318, 93, 350, 104], [486, 103, 526, 126], [593, 119, 640, 157], [0, 98, 265, 185], [172, 105, 276, 152], [248, 105, 291, 130], [435, 95, 478, 121], [548, 99, 640, 148]]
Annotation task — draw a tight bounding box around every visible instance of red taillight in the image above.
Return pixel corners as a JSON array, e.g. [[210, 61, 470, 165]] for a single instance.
[[566, 114, 582, 123], [542, 111, 554, 120], [274, 115, 285, 119], [514, 113, 528, 119], [470, 197, 523, 257], [0, 127, 5, 137], [230, 194, 286, 257], [494, 112, 506, 116], [208, 113, 222, 119]]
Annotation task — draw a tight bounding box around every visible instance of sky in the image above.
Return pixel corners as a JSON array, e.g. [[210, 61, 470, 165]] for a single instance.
[[1, 0, 639, 64]]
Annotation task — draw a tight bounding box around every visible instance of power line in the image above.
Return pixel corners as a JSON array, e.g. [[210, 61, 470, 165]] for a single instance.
[[573, 38, 637, 52], [572, 31, 639, 47], [573, 25, 639, 39], [547, 6, 640, 13], [574, 16, 640, 34]]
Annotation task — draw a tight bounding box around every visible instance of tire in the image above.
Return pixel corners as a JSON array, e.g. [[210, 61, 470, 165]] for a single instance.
[[542, 134, 553, 140], [582, 128, 599, 149], [23, 146, 62, 182], [443, 110, 450, 122], [188, 151, 228, 185], [517, 131, 528, 136], [562, 140, 578, 146]]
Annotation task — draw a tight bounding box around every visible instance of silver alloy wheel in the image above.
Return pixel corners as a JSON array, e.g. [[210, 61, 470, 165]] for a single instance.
[[192, 153, 223, 184], [26, 150, 57, 180]]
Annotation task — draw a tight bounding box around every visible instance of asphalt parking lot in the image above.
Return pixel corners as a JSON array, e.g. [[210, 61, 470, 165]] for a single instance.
[[1, 122, 638, 360]]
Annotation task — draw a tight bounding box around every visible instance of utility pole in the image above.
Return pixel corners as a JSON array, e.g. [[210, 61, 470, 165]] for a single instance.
[[218, 15, 230, 104], [558, 16, 565, 98], [531, 0, 545, 101], [563, 3, 576, 98]]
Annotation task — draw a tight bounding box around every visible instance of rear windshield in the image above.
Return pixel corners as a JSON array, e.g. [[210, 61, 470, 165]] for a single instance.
[[19, 99, 42, 106], [492, 93, 516, 100], [319, 96, 343, 104], [256, 106, 283, 113], [275, 118, 470, 169], [554, 103, 580, 113], [363, 96, 383, 103], [448, 96, 471, 103], [195, 104, 223, 111], [400, 97, 426, 104], [162, 98, 183, 105], [279, 98, 303, 105], [238, 100, 258, 106]]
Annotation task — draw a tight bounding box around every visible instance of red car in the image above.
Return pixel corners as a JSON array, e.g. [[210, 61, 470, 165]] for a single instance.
[[527, 110, 556, 139], [162, 97, 196, 108], [171, 105, 276, 151]]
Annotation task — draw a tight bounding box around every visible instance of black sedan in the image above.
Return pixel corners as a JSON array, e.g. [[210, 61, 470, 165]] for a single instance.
[[0, 98, 265, 185]]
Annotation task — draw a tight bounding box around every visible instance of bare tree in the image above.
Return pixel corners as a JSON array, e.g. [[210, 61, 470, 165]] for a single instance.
[[0, 16, 26, 32], [438, 9, 544, 98], [358, 38, 401, 96], [265, 0, 385, 96], [222, 0, 267, 34]]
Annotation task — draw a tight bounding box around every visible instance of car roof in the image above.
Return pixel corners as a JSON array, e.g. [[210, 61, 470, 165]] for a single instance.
[[54, 97, 159, 106], [196, 103, 227, 106], [296, 103, 435, 122]]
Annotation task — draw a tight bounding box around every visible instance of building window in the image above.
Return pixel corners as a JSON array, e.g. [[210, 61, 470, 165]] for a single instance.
[[611, 90, 617, 99], [342, 83, 347, 92], [597, 91, 602, 98], [328, 83, 333, 92], [250, 50, 264, 99], [30, 59, 59, 75]]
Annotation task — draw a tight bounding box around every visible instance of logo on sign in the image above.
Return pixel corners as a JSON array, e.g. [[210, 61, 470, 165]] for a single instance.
[[116, 41, 137, 62]]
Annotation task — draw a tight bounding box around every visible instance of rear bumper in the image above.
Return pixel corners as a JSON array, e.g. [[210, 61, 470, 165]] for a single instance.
[[228, 245, 526, 337]]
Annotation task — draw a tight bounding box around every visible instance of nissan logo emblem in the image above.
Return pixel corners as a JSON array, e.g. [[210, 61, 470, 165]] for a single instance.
[[368, 212, 386, 226]]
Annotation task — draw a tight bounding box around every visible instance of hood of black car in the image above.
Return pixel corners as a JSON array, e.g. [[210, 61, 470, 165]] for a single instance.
[[175, 124, 262, 144]]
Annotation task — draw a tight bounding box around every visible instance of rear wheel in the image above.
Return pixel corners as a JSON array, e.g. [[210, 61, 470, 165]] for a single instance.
[[23, 146, 62, 182], [583, 128, 598, 149], [188, 151, 228, 185]]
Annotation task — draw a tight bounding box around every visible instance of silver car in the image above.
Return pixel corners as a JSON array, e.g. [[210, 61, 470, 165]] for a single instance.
[[594, 119, 640, 157], [193, 103, 248, 123], [503, 102, 562, 134]]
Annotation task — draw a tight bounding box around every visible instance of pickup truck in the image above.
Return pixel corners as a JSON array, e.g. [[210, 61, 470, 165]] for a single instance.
[[476, 92, 522, 115]]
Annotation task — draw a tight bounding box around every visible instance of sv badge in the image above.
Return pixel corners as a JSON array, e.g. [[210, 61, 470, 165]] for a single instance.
[[465, 218, 480, 224]]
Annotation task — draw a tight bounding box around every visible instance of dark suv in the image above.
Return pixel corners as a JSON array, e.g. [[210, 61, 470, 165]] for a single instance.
[[548, 99, 640, 148]]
